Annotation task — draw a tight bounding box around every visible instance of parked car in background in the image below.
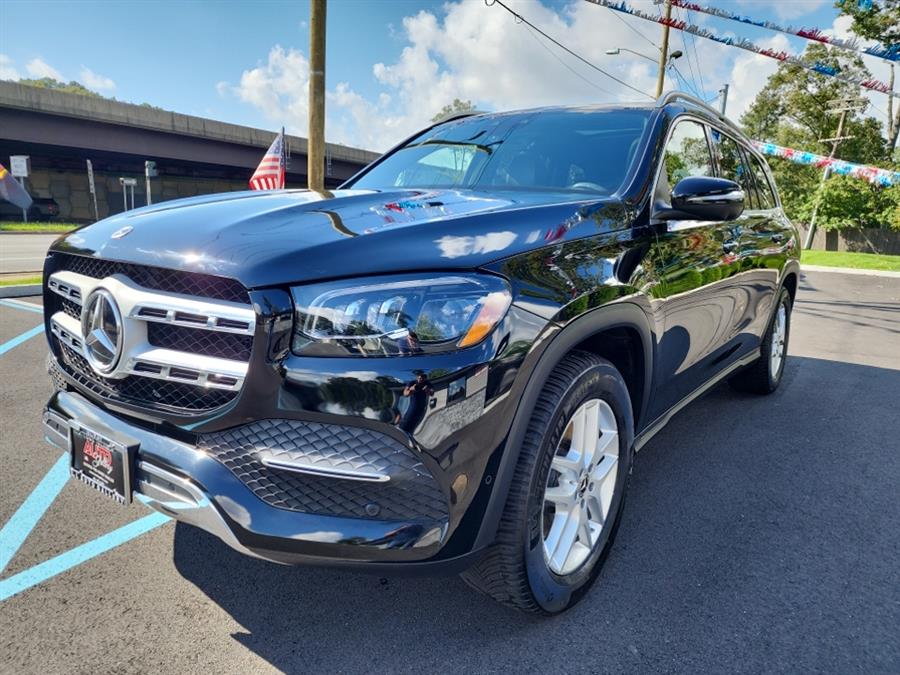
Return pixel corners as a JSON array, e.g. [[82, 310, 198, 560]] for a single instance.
[[41, 92, 799, 614], [0, 196, 60, 221]]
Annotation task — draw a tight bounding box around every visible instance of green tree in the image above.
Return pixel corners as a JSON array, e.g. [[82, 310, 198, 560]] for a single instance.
[[834, 0, 900, 149], [798, 175, 900, 230], [741, 43, 886, 161], [741, 42, 897, 230], [834, 0, 899, 46], [431, 98, 475, 123], [16, 77, 160, 108], [18, 77, 103, 98]]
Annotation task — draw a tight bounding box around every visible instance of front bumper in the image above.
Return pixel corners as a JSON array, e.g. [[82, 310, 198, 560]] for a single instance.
[[43, 389, 484, 572]]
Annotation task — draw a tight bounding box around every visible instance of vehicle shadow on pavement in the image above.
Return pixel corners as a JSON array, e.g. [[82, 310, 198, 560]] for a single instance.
[[172, 355, 900, 674]]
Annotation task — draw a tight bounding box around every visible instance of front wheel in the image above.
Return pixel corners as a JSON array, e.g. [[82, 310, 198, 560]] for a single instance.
[[461, 351, 634, 614], [730, 287, 793, 394]]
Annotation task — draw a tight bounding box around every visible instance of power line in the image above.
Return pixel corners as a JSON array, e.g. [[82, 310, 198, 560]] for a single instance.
[[605, 6, 656, 49], [523, 25, 617, 97], [486, 0, 654, 99], [674, 8, 701, 97], [671, 64, 702, 98], [684, 8, 707, 96]]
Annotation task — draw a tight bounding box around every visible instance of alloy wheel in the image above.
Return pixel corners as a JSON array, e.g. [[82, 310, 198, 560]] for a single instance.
[[541, 398, 619, 576], [770, 303, 787, 379]]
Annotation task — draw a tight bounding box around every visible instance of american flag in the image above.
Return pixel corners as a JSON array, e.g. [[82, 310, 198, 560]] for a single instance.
[[249, 129, 286, 190]]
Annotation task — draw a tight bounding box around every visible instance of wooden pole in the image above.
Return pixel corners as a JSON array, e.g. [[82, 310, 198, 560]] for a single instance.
[[655, 0, 672, 98], [888, 64, 899, 152], [308, 0, 326, 191], [804, 108, 849, 250]]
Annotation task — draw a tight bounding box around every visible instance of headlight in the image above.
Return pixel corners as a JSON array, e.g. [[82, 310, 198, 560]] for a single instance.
[[291, 273, 511, 357]]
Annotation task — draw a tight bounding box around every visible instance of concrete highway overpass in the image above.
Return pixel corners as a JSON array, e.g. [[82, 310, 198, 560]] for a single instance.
[[0, 81, 380, 221]]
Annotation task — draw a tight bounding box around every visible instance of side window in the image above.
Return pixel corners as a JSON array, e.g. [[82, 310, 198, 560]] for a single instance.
[[663, 120, 714, 190], [748, 153, 777, 209], [712, 130, 756, 208]]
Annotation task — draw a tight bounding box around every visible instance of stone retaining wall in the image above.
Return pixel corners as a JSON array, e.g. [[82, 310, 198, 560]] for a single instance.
[[25, 169, 247, 221]]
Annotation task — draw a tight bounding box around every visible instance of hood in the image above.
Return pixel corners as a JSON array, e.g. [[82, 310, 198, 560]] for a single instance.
[[53, 188, 633, 288]]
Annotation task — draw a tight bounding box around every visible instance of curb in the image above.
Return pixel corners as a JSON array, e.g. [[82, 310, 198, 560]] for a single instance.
[[0, 284, 42, 298], [802, 265, 900, 279]]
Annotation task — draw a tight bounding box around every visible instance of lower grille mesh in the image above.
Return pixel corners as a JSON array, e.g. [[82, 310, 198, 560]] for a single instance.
[[56, 341, 236, 412], [147, 323, 253, 361], [199, 419, 448, 521]]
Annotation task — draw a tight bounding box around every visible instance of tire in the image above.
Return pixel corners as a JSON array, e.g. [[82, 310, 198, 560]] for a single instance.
[[729, 287, 792, 395], [461, 351, 634, 614]]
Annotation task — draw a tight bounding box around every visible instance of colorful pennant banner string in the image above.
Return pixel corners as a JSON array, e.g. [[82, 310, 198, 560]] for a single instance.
[[585, 1, 899, 96], [752, 141, 900, 187], [658, 0, 898, 63]]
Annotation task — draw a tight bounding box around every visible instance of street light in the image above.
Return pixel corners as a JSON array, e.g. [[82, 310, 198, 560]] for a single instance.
[[605, 47, 682, 66]]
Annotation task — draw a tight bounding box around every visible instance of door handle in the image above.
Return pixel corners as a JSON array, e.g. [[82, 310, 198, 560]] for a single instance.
[[771, 233, 784, 243], [723, 240, 739, 253]]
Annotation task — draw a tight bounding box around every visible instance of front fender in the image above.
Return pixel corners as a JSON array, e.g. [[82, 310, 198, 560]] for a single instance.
[[473, 301, 655, 550]]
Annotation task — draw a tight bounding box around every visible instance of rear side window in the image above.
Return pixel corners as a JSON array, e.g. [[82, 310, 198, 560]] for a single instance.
[[662, 120, 714, 190], [748, 153, 777, 209], [711, 130, 756, 208]]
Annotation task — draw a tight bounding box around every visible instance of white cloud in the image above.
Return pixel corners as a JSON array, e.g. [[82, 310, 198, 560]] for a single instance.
[[79, 66, 115, 91], [223, 1, 666, 150], [232, 45, 312, 134], [0, 54, 20, 80], [222, 0, 889, 151], [25, 57, 63, 81]]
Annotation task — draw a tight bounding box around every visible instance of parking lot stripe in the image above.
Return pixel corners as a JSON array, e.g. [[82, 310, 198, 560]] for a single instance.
[[0, 454, 70, 574], [0, 299, 44, 315], [0, 325, 44, 356], [0, 512, 171, 602]]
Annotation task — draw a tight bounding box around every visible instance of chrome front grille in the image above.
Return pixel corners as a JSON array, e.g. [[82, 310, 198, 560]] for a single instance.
[[47, 254, 255, 413]]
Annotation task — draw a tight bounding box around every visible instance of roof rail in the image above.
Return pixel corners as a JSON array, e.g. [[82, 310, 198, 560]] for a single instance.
[[656, 91, 741, 132], [431, 109, 489, 125]]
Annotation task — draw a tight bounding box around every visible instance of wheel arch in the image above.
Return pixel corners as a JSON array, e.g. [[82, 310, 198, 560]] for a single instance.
[[474, 301, 654, 549], [781, 262, 800, 304]]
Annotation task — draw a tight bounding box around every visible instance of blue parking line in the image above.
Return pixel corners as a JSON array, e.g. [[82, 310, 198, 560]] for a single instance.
[[0, 324, 44, 356], [0, 454, 70, 574], [0, 299, 44, 315], [0, 512, 171, 602]]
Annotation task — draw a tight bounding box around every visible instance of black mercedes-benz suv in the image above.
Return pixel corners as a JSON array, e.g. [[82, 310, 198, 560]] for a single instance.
[[42, 92, 799, 614]]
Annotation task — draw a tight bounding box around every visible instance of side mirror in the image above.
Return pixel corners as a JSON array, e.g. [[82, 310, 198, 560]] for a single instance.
[[658, 176, 744, 222]]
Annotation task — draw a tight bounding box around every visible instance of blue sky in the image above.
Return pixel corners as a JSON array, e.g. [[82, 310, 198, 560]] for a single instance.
[[0, 0, 892, 151]]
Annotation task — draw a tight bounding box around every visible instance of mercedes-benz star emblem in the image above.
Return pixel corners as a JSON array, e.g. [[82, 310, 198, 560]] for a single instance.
[[111, 225, 133, 239], [81, 288, 124, 375]]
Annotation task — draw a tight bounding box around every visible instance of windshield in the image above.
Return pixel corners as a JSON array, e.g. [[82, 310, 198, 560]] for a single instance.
[[350, 109, 651, 195]]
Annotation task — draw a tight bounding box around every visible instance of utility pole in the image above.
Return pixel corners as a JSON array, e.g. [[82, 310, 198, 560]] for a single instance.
[[144, 160, 156, 206], [888, 64, 899, 152], [308, 0, 326, 192], [803, 97, 866, 250], [655, 0, 672, 98], [719, 83, 729, 115]]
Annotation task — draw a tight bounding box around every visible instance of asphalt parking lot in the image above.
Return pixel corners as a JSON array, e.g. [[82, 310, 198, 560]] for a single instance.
[[1, 270, 898, 674], [0, 234, 59, 275]]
